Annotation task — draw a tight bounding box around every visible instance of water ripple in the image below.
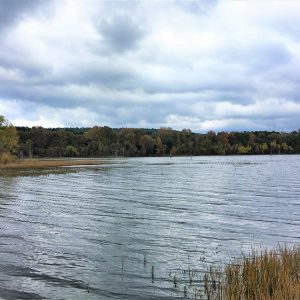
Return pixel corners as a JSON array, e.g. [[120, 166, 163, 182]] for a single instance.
[[0, 155, 299, 299]]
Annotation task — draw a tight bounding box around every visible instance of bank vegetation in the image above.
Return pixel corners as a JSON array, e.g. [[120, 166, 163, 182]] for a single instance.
[[16, 125, 300, 158], [1, 115, 300, 163], [203, 245, 300, 300]]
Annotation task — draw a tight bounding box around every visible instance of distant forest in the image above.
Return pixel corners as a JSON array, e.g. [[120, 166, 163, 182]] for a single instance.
[[16, 126, 300, 157]]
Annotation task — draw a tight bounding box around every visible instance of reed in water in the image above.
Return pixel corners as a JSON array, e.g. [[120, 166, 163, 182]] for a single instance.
[[203, 245, 300, 300]]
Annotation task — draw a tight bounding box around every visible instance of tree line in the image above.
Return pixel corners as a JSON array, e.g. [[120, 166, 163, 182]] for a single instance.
[[1, 114, 300, 161], [15, 125, 300, 158]]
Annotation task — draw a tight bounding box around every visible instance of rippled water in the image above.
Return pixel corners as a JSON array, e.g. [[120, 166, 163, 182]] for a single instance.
[[0, 156, 299, 299]]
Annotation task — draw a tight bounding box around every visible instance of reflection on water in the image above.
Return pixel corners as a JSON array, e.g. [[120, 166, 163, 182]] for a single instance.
[[0, 156, 299, 299]]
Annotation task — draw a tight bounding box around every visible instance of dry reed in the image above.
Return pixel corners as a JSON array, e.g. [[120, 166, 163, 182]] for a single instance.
[[0, 158, 105, 169], [203, 245, 300, 300]]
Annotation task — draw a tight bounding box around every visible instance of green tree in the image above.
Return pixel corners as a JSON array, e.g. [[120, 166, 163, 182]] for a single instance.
[[280, 142, 289, 154], [238, 145, 252, 154], [64, 145, 79, 157], [258, 142, 268, 154], [0, 115, 18, 163], [270, 140, 279, 154]]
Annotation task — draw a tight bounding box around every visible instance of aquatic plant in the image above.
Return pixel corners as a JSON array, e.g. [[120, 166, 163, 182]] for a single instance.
[[165, 245, 299, 299], [151, 265, 155, 283], [202, 245, 300, 300]]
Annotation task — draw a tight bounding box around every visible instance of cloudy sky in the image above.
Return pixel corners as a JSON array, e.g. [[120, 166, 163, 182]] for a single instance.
[[1, 0, 300, 132]]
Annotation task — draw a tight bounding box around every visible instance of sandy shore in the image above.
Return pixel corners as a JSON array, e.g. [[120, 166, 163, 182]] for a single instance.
[[0, 158, 105, 169]]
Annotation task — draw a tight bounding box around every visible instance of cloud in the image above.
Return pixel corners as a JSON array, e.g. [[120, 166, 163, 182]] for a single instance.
[[175, 0, 217, 15], [99, 15, 146, 53], [214, 98, 300, 119], [164, 114, 261, 132], [0, 98, 99, 128], [0, 0, 49, 31], [0, 0, 300, 132]]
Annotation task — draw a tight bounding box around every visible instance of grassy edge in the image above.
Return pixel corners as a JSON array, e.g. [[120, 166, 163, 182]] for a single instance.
[[0, 158, 106, 170], [202, 245, 300, 300]]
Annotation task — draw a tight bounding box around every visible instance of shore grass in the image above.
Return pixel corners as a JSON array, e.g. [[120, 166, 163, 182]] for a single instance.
[[203, 245, 300, 300], [0, 158, 105, 170]]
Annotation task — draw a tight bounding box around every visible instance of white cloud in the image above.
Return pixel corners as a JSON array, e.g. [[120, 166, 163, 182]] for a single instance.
[[214, 98, 300, 118]]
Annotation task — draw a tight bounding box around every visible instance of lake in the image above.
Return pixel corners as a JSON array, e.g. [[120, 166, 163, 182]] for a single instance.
[[0, 155, 299, 299]]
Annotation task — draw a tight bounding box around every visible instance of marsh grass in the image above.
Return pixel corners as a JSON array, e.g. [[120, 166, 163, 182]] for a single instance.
[[0, 158, 105, 169], [0, 158, 110, 177], [0, 166, 81, 177], [203, 245, 300, 300]]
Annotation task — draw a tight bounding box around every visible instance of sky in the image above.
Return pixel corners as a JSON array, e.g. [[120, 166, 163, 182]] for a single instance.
[[0, 0, 300, 132]]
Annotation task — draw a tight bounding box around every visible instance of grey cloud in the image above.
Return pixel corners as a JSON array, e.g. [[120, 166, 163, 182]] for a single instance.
[[175, 0, 218, 15], [0, 0, 45, 30], [0, 51, 50, 78], [262, 62, 300, 96], [67, 62, 137, 88], [247, 43, 291, 71], [99, 16, 145, 53], [248, 116, 300, 132], [218, 42, 291, 73], [0, 82, 85, 109], [139, 74, 256, 104], [142, 81, 255, 97]]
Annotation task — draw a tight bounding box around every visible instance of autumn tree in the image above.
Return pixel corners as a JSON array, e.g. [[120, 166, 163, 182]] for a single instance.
[[155, 136, 163, 155], [158, 127, 175, 154], [139, 134, 155, 155], [0, 115, 18, 163], [117, 128, 138, 156], [13, 125, 300, 158]]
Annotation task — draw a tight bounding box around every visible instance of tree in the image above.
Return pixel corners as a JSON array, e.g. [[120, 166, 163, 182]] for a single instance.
[[270, 140, 279, 154], [65, 145, 79, 157], [30, 126, 49, 156], [158, 127, 175, 153], [14, 126, 300, 158], [155, 136, 163, 155], [139, 134, 155, 155], [259, 143, 268, 154], [0, 115, 18, 163], [238, 145, 252, 154], [117, 128, 137, 156]]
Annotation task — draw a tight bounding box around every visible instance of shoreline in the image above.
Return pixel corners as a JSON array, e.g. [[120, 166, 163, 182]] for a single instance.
[[1, 154, 298, 170], [0, 158, 105, 170]]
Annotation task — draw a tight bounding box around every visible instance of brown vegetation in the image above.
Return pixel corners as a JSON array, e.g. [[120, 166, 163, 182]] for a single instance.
[[0, 158, 105, 169], [203, 245, 300, 300]]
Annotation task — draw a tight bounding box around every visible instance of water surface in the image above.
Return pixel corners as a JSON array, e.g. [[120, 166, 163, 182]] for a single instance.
[[0, 156, 299, 299]]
